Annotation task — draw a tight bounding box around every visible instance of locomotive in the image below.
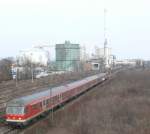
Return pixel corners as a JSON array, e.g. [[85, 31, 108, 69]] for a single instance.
[[5, 73, 107, 125]]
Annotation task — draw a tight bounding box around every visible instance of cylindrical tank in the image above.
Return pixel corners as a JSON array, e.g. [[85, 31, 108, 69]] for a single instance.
[[17, 47, 50, 66]]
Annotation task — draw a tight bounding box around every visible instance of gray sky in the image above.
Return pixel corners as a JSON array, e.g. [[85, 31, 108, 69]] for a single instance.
[[0, 0, 150, 60]]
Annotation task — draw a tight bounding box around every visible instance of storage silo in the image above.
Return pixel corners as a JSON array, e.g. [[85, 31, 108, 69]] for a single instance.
[[17, 47, 50, 66], [56, 41, 80, 71]]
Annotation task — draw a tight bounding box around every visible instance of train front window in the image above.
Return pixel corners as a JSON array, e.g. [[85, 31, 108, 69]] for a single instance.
[[6, 106, 24, 114]]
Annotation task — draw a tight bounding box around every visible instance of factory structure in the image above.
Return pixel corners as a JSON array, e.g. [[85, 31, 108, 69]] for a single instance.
[[14, 40, 115, 75], [12, 45, 51, 79], [17, 46, 50, 67], [55, 41, 80, 71], [89, 44, 115, 71], [12, 37, 117, 80]]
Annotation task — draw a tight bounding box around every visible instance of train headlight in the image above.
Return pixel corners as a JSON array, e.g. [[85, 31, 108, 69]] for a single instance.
[[102, 78, 105, 81], [19, 117, 22, 120], [13, 117, 15, 119]]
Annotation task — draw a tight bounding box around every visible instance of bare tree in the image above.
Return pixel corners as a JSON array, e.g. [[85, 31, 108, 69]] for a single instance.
[[0, 58, 13, 82], [16, 56, 43, 80]]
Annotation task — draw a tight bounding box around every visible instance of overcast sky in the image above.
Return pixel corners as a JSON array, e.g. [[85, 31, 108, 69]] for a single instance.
[[0, 0, 150, 60]]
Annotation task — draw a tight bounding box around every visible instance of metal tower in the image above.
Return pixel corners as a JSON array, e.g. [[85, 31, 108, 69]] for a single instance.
[[104, 8, 107, 56], [104, 8, 109, 68]]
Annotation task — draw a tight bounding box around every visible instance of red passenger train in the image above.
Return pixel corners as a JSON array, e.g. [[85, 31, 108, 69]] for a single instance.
[[5, 73, 107, 125]]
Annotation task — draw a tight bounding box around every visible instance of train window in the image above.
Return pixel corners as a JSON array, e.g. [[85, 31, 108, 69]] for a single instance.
[[32, 105, 36, 109], [46, 99, 48, 105], [53, 96, 57, 103], [24, 107, 28, 114], [52, 96, 55, 103], [32, 103, 41, 110], [46, 99, 50, 105], [59, 94, 61, 100], [40, 102, 42, 107], [50, 97, 54, 104], [43, 100, 46, 105], [57, 95, 59, 101], [6, 106, 24, 114], [55, 96, 58, 101], [49, 99, 51, 104]]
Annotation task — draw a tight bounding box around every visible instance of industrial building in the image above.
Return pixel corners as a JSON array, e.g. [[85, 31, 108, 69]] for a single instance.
[[12, 46, 51, 80], [90, 45, 116, 71], [56, 41, 80, 71], [17, 47, 50, 67]]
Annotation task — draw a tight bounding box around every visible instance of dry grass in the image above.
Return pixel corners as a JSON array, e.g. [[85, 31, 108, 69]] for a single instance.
[[24, 68, 150, 134]]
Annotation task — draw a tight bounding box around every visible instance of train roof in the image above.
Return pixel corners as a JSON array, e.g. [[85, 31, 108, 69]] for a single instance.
[[7, 73, 106, 107]]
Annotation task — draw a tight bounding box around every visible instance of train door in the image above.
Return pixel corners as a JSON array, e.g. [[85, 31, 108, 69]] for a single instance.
[[42, 100, 47, 110]]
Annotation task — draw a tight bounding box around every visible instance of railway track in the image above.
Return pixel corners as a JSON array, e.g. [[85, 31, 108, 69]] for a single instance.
[[0, 71, 99, 110], [0, 70, 122, 133], [0, 124, 22, 134], [0, 116, 17, 134], [0, 114, 22, 134], [0, 69, 119, 110], [0, 126, 15, 134]]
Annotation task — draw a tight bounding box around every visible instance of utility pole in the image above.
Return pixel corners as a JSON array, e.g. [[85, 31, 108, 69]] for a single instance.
[[50, 87, 53, 123], [30, 53, 34, 83], [16, 67, 18, 87], [15, 57, 18, 87], [104, 8, 107, 58]]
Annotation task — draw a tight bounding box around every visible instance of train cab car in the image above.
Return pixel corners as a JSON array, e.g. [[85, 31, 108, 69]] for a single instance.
[[5, 89, 65, 125], [6, 99, 26, 125], [5, 90, 50, 125]]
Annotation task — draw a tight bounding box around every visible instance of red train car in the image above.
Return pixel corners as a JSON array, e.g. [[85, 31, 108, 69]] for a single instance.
[[5, 73, 107, 125]]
